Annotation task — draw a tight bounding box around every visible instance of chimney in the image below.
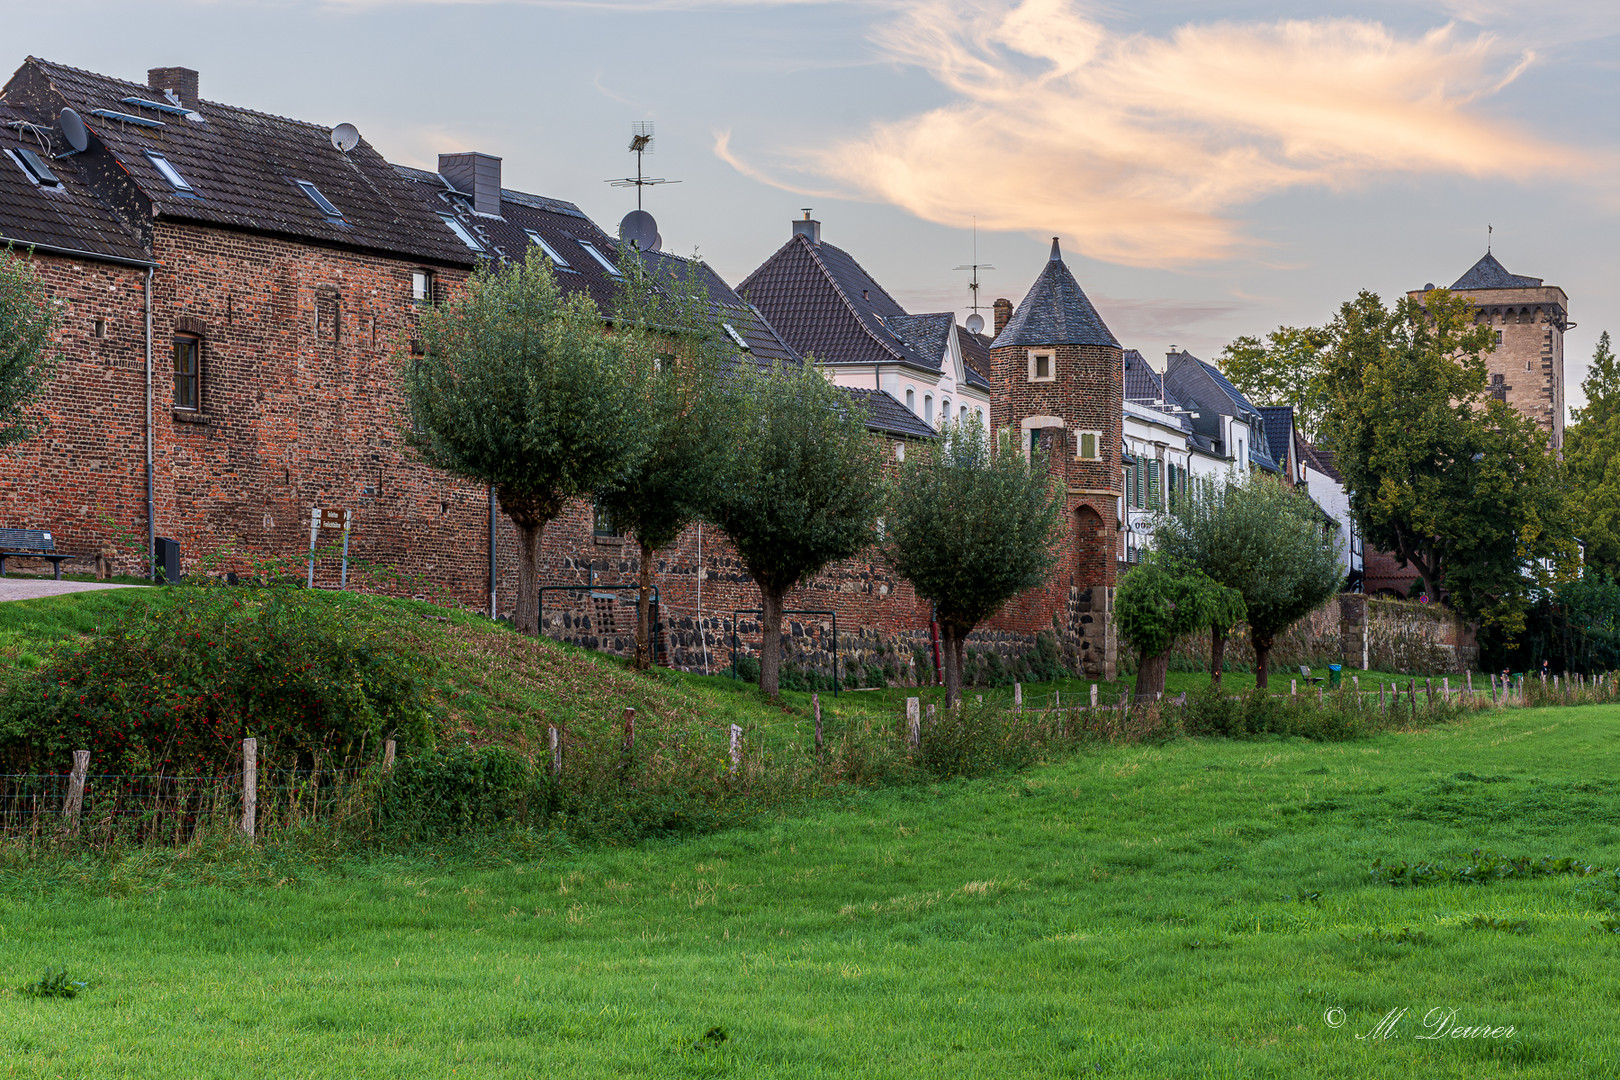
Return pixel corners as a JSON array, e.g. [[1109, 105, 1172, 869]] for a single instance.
[[993, 298, 1013, 338], [148, 67, 199, 110], [792, 208, 820, 245], [438, 152, 503, 218]]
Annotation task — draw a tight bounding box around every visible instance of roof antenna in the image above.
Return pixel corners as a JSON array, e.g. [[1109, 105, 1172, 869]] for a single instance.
[[608, 122, 677, 252], [953, 218, 995, 335]]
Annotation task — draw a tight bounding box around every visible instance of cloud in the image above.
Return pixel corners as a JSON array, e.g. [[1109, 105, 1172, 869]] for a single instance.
[[747, 0, 1596, 266]]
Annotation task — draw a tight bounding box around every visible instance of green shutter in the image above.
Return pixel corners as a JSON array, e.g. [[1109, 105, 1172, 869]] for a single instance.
[[1148, 459, 1160, 507]]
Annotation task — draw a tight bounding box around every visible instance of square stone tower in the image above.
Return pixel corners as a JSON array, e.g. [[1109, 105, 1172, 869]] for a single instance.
[[988, 238, 1124, 678], [1412, 252, 1569, 450]]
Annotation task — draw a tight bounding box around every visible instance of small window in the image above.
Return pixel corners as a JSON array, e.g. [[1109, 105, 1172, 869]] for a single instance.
[[92, 318, 107, 339], [905, 387, 915, 412], [295, 179, 343, 219], [526, 230, 573, 270], [411, 271, 433, 304], [1029, 351, 1054, 382], [894, 443, 905, 462], [592, 502, 620, 538], [173, 334, 200, 410], [9, 147, 60, 187], [1076, 431, 1100, 460], [1494, 330, 1503, 347], [145, 151, 193, 191], [439, 214, 482, 252], [959, 405, 968, 423], [924, 395, 933, 425], [941, 399, 951, 425], [577, 240, 622, 278], [722, 323, 751, 352]]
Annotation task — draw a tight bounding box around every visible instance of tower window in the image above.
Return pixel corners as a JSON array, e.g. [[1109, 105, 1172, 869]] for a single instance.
[[1495, 331, 1503, 347], [1076, 430, 1101, 460], [1028, 351, 1054, 382]]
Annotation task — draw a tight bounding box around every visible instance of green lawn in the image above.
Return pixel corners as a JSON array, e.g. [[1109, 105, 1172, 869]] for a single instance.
[[5, 705, 1620, 1077]]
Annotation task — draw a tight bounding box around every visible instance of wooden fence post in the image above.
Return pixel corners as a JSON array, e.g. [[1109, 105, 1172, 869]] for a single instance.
[[1291, 679, 1297, 696], [1014, 682, 1022, 711], [1443, 677, 1450, 701], [382, 739, 396, 772], [549, 725, 561, 777], [1054, 690, 1061, 709], [1466, 670, 1473, 695], [1090, 683, 1098, 708], [813, 692, 824, 754], [729, 724, 742, 774], [63, 749, 89, 833], [906, 697, 920, 749], [241, 738, 257, 839]]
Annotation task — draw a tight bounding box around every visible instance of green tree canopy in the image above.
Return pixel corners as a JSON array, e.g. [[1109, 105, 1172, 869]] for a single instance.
[[401, 250, 646, 636], [1114, 553, 1244, 701], [1567, 331, 1620, 576], [0, 248, 60, 448], [1155, 470, 1343, 688], [1217, 325, 1331, 442], [702, 360, 886, 697], [883, 415, 1064, 707], [1318, 288, 1572, 635]]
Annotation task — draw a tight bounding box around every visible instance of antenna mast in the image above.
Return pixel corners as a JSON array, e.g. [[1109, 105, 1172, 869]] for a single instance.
[[606, 121, 681, 211], [952, 219, 995, 334]]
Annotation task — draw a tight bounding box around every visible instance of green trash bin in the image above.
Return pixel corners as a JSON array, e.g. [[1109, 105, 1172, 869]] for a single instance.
[[1328, 664, 1342, 688]]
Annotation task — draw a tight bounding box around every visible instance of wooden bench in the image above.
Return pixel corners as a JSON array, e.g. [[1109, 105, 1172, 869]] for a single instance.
[[0, 528, 72, 580], [1299, 665, 1324, 688]]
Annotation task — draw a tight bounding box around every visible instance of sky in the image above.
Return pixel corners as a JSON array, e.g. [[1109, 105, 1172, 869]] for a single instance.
[[8, 0, 1617, 414]]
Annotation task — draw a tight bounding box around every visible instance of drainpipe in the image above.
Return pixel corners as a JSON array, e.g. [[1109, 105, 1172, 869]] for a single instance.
[[488, 485, 497, 619], [145, 265, 155, 580]]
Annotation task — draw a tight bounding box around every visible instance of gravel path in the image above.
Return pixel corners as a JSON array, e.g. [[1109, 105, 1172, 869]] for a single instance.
[[0, 579, 146, 602]]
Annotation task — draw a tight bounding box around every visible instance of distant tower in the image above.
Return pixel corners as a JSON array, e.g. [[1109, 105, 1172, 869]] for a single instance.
[[988, 238, 1124, 679], [1412, 251, 1570, 450]]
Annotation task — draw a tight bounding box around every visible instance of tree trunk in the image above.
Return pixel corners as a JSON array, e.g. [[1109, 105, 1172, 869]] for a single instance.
[[759, 587, 784, 697], [954, 633, 968, 706], [1210, 626, 1227, 689], [498, 485, 562, 637], [1135, 650, 1170, 701], [1254, 632, 1274, 690], [941, 623, 962, 708], [635, 538, 654, 671]]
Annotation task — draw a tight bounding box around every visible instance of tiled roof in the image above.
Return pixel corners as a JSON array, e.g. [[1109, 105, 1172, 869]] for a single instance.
[[0, 101, 147, 263], [1258, 406, 1294, 469], [1297, 435, 1342, 483], [958, 328, 993, 387], [882, 312, 951, 373], [1450, 252, 1542, 291], [632, 248, 800, 368], [1165, 350, 1261, 420], [1123, 349, 1165, 402], [8, 58, 475, 268], [990, 239, 1118, 349], [844, 386, 938, 439]]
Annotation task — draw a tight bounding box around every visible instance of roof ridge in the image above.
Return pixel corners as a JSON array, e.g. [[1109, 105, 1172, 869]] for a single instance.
[[32, 56, 335, 133], [797, 235, 905, 363]]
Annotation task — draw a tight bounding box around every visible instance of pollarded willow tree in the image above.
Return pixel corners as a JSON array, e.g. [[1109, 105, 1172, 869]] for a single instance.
[[1115, 553, 1243, 701], [0, 248, 60, 447], [702, 360, 886, 698], [401, 249, 646, 636], [884, 415, 1063, 707], [1155, 470, 1343, 689], [595, 254, 736, 669]]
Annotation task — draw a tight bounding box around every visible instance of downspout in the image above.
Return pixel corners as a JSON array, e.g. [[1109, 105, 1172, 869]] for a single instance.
[[145, 265, 155, 580], [488, 485, 497, 619]]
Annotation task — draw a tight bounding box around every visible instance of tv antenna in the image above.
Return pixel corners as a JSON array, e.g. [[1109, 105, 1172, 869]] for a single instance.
[[606, 121, 680, 211], [952, 218, 995, 335]]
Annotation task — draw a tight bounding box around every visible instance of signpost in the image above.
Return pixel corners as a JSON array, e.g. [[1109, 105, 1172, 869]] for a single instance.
[[307, 507, 353, 589]]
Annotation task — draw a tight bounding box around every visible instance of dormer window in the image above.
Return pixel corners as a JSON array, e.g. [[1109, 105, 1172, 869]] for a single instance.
[[577, 241, 621, 278], [440, 214, 483, 252], [295, 180, 343, 220], [525, 230, 573, 271], [145, 151, 193, 191], [9, 147, 60, 187], [1028, 351, 1054, 382]]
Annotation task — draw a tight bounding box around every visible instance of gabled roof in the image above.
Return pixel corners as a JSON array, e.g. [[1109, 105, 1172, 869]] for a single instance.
[[882, 312, 952, 373], [990, 238, 1118, 350], [1297, 435, 1342, 483], [1451, 251, 1542, 290], [958, 329, 993, 387], [844, 386, 938, 440], [632, 248, 800, 368], [0, 100, 147, 263], [1258, 406, 1295, 471], [1165, 349, 1261, 421], [1123, 349, 1165, 403], [7, 57, 474, 268]]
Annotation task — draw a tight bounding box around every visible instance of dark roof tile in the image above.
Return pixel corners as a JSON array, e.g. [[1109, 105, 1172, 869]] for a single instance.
[[0, 101, 147, 262], [1450, 251, 1542, 290], [990, 239, 1118, 349], [844, 386, 937, 439]]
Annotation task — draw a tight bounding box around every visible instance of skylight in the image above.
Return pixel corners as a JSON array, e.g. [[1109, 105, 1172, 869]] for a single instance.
[[121, 96, 196, 118], [525, 230, 573, 271], [440, 214, 483, 252], [295, 179, 343, 219], [722, 323, 751, 352], [145, 152, 193, 191], [10, 147, 60, 187], [576, 240, 621, 277]]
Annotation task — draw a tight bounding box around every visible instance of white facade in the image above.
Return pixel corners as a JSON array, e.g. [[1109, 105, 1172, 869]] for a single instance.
[[823, 323, 992, 432]]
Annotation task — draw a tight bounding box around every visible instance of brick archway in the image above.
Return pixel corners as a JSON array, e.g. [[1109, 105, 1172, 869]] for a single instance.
[[1074, 504, 1109, 589]]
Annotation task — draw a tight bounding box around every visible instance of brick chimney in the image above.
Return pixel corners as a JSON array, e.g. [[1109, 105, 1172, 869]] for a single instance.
[[148, 67, 199, 110], [439, 152, 502, 218], [993, 298, 1013, 338], [792, 209, 820, 245]]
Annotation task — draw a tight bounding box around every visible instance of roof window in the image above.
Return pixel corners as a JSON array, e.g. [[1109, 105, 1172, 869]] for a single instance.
[[722, 323, 751, 352], [295, 179, 343, 220], [440, 214, 483, 252], [576, 240, 621, 278], [525, 230, 573, 271], [145, 152, 193, 192], [10, 147, 60, 187]]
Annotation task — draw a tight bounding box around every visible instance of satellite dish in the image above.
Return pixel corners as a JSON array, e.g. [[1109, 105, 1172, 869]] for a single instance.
[[965, 313, 985, 335], [330, 123, 360, 153], [59, 108, 88, 154], [619, 209, 660, 252]]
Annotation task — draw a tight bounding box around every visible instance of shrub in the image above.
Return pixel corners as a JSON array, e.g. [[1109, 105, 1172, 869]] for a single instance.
[[378, 745, 530, 841], [1020, 632, 1067, 683], [0, 586, 436, 774], [733, 655, 761, 685], [862, 663, 888, 690], [917, 703, 1036, 780]]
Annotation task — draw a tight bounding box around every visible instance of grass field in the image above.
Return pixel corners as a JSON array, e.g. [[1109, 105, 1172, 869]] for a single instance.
[[5, 704, 1620, 1078]]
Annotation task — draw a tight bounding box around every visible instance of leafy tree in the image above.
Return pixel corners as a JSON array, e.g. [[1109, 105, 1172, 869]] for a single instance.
[[884, 415, 1063, 707], [596, 255, 736, 669], [1156, 471, 1342, 688], [1319, 289, 1572, 634], [1217, 325, 1331, 441], [1567, 331, 1620, 576], [0, 248, 60, 447], [703, 360, 885, 697], [402, 250, 645, 636], [1114, 553, 1243, 701]]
